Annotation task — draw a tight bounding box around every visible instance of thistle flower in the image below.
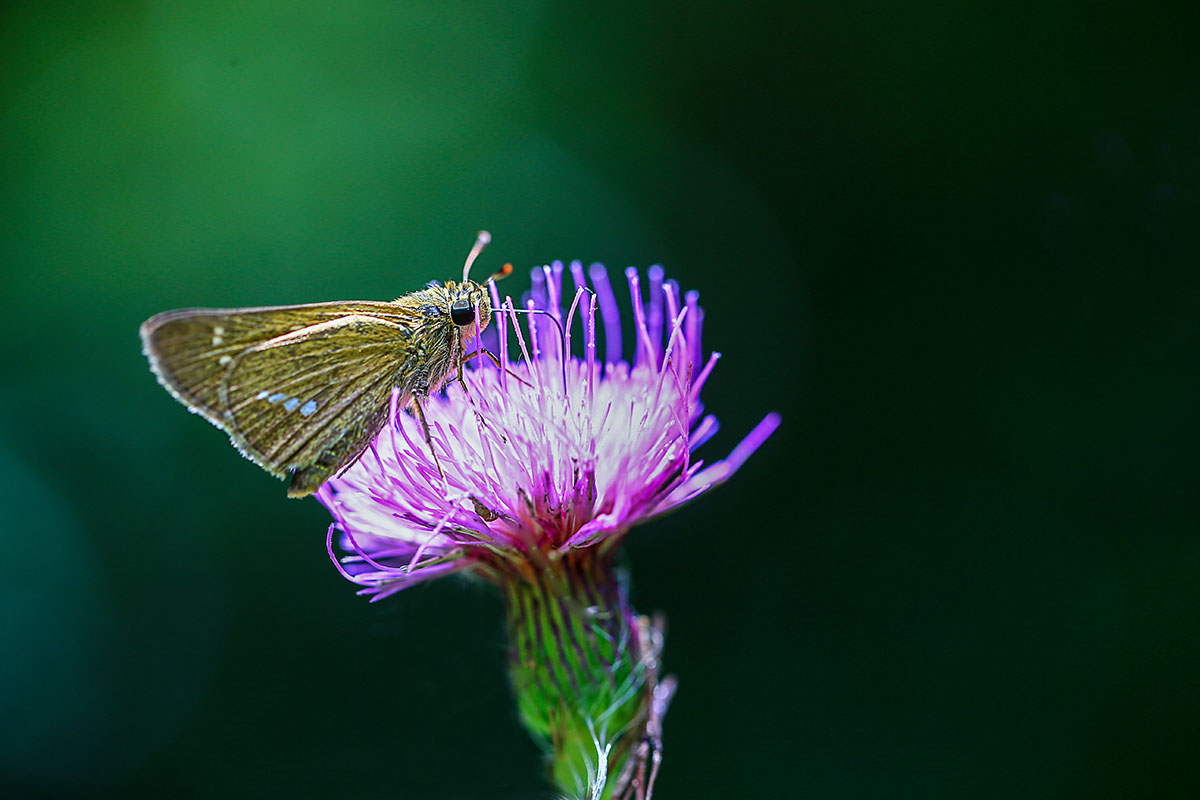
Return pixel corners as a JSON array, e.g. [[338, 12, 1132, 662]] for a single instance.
[[317, 261, 779, 799]]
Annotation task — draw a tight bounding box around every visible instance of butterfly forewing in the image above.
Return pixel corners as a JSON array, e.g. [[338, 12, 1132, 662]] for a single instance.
[[220, 314, 411, 482], [141, 301, 430, 496], [140, 301, 420, 425]]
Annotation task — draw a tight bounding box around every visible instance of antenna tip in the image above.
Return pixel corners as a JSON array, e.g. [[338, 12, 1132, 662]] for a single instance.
[[489, 262, 514, 282], [463, 231, 493, 281]]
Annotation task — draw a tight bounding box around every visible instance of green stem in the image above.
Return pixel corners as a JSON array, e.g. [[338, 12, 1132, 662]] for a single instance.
[[503, 552, 661, 800]]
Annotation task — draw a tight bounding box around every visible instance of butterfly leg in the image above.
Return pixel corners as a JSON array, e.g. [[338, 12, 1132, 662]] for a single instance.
[[410, 395, 446, 480], [460, 347, 533, 389], [448, 355, 499, 442], [452, 351, 471, 397], [448, 349, 521, 444]]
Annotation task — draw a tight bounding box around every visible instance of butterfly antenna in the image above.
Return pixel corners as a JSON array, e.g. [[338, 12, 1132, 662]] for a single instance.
[[491, 262, 514, 282], [463, 230, 491, 282]]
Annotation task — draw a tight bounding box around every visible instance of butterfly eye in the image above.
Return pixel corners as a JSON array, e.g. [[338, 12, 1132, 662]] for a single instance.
[[450, 298, 475, 326]]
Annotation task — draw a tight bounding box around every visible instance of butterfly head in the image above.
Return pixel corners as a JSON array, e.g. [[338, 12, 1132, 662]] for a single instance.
[[447, 280, 493, 336]]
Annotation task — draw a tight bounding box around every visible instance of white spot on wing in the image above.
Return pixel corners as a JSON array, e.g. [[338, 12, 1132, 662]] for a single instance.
[[300, 400, 317, 416], [256, 390, 269, 400], [283, 398, 300, 412], [268, 393, 287, 403], [218, 355, 232, 366]]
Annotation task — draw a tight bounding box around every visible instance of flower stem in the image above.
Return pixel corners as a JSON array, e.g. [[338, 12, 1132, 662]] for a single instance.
[[503, 552, 668, 799]]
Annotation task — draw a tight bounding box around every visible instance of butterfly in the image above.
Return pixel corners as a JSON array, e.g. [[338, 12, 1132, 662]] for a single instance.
[[140, 232, 510, 497]]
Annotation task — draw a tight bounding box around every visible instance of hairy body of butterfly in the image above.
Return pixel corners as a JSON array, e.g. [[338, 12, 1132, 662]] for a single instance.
[[140, 276, 495, 498]]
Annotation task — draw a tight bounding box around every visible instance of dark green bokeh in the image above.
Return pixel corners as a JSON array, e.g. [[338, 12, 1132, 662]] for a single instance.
[[2, 2, 1198, 798]]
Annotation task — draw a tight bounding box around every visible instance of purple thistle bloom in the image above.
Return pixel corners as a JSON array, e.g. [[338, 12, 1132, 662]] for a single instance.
[[316, 260, 777, 799], [317, 262, 780, 600]]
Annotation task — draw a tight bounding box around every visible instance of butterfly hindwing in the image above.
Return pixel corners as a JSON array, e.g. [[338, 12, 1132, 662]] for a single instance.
[[219, 314, 417, 494]]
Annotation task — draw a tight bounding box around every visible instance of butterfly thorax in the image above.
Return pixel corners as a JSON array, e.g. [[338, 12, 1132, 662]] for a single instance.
[[391, 279, 493, 397]]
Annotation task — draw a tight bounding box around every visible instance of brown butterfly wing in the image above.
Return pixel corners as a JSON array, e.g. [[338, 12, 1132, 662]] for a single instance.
[[141, 301, 431, 496], [218, 313, 417, 495], [139, 301, 420, 428]]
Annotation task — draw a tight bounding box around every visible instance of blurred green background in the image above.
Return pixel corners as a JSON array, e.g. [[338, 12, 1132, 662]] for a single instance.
[[2, 2, 1198, 798]]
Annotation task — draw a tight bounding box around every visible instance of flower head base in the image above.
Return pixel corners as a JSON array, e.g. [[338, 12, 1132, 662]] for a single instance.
[[318, 261, 779, 599]]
